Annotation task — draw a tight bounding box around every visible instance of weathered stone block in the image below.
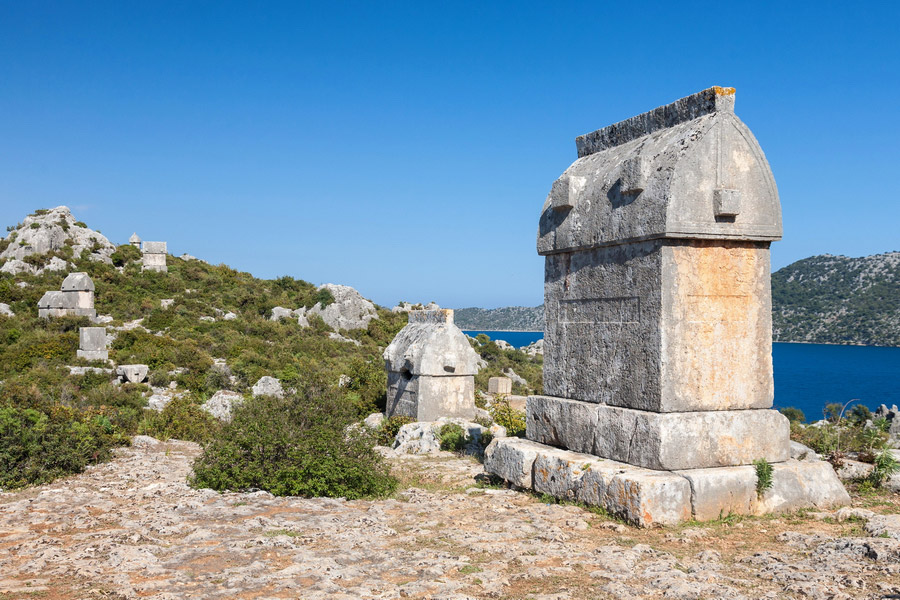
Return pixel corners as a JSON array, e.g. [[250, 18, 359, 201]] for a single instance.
[[756, 460, 851, 514], [116, 364, 149, 383], [605, 469, 693, 527], [77, 327, 108, 361], [483, 437, 544, 489], [527, 395, 790, 470], [488, 377, 512, 395], [677, 466, 758, 521]]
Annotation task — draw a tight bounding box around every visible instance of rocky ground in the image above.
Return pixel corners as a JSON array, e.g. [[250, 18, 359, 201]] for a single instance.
[[1, 439, 899, 600]]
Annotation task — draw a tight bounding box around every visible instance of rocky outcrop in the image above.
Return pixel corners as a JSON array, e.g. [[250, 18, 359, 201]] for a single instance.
[[0, 303, 13, 317], [0, 206, 115, 264], [202, 390, 244, 422], [305, 284, 377, 331], [251, 376, 284, 398]]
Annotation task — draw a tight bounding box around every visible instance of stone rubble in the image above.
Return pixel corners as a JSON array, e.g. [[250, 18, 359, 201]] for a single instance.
[[202, 390, 245, 422], [0, 303, 13, 317], [0, 439, 897, 599]]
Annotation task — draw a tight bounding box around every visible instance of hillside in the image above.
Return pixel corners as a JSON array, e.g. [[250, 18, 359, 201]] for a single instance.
[[453, 305, 543, 331], [772, 252, 900, 347], [454, 252, 900, 347]]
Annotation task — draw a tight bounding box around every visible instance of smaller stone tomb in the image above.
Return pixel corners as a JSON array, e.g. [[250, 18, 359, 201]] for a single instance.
[[383, 309, 481, 421], [38, 272, 96, 319], [77, 327, 108, 361], [129, 232, 142, 248], [142, 241, 168, 273], [488, 376, 512, 395]]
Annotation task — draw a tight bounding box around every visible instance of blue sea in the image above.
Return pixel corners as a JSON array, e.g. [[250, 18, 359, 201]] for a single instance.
[[464, 331, 900, 422]]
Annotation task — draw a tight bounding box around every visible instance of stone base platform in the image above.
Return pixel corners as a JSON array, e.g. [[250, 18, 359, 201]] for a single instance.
[[528, 395, 790, 470], [484, 437, 850, 527], [77, 349, 109, 361]]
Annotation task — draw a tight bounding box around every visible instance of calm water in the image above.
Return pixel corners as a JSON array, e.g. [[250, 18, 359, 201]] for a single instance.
[[465, 331, 900, 421]]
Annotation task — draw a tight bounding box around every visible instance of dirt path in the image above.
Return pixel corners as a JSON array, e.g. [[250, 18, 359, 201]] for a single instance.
[[1, 437, 899, 599]]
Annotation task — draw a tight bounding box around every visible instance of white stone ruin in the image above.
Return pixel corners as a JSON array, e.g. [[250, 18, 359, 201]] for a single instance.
[[142, 241, 167, 273], [77, 327, 108, 361], [38, 272, 96, 319], [485, 87, 849, 525], [129, 232, 142, 248], [383, 309, 481, 421], [488, 376, 512, 395]]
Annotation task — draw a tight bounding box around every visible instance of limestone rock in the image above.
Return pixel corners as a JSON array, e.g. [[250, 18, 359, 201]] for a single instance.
[[270, 306, 296, 321], [329, 332, 361, 345], [790, 441, 820, 461], [0, 206, 115, 264], [0, 303, 13, 317], [252, 376, 284, 398], [160, 299, 175, 309], [202, 390, 244, 422], [0, 259, 35, 275], [522, 339, 544, 356], [306, 283, 378, 331], [393, 422, 442, 454], [116, 364, 149, 384], [495, 339, 514, 351], [834, 459, 874, 480], [502, 367, 527, 386], [363, 413, 385, 430]]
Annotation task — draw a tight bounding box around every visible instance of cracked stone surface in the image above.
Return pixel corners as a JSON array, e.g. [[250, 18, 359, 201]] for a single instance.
[[0, 437, 898, 599]]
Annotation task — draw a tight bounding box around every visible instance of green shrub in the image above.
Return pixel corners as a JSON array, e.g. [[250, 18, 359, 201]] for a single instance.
[[0, 404, 129, 489], [191, 385, 396, 499], [110, 244, 141, 267], [779, 407, 805, 423], [313, 287, 335, 308], [823, 402, 845, 423], [489, 396, 526, 437], [868, 450, 900, 488], [439, 422, 467, 452], [754, 458, 773, 498], [846, 404, 872, 426], [137, 396, 220, 444], [375, 415, 415, 446]]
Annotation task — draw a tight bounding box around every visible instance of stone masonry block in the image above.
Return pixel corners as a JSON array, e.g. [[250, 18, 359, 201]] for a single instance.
[[527, 395, 790, 470], [605, 470, 692, 527], [488, 377, 512, 395], [79, 327, 107, 352], [483, 437, 546, 489], [755, 460, 850, 515], [676, 466, 758, 521]]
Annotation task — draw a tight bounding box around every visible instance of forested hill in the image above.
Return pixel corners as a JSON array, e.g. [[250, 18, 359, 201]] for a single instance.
[[772, 252, 900, 347], [453, 306, 543, 331], [455, 252, 900, 347]]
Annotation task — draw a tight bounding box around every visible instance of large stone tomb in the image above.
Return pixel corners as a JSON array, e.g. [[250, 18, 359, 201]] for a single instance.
[[485, 87, 848, 525], [38, 272, 96, 319], [383, 309, 481, 421], [77, 326, 108, 361], [142, 241, 168, 273]]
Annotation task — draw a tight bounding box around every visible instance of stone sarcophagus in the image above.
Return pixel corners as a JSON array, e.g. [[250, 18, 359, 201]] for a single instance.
[[485, 87, 848, 525], [38, 272, 96, 319], [383, 309, 480, 421], [142, 241, 168, 273]]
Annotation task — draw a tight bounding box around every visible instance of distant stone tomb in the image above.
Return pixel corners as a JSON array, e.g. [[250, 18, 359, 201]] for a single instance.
[[129, 232, 142, 248], [38, 272, 96, 319], [383, 309, 481, 421], [488, 376, 512, 395], [142, 241, 168, 273], [77, 327, 108, 361], [485, 87, 849, 525]]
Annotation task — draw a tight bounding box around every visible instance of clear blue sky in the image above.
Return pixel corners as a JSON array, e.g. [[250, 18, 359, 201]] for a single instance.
[[2, 2, 898, 308]]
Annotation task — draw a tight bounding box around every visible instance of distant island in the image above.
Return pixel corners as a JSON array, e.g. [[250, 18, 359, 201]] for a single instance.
[[455, 251, 900, 348]]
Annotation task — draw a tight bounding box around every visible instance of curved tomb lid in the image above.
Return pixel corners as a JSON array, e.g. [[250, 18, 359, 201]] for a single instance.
[[538, 87, 782, 255], [129, 232, 141, 243], [383, 309, 481, 376], [61, 272, 94, 292]]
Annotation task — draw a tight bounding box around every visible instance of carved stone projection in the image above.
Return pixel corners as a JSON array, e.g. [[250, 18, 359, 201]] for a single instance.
[[485, 87, 848, 525], [383, 309, 481, 421]]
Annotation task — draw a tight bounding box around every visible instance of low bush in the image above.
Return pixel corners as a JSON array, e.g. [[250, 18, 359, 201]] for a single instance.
[[489, 396, 526, 437], [137, 396, 220, 444], [191, 384, 396, 499], [779, 407, 805, 423], [753, 458, 773, 498], [375, 415, 415, 446], [0, 404, 129, 489], [438, 422, 467, 452]]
